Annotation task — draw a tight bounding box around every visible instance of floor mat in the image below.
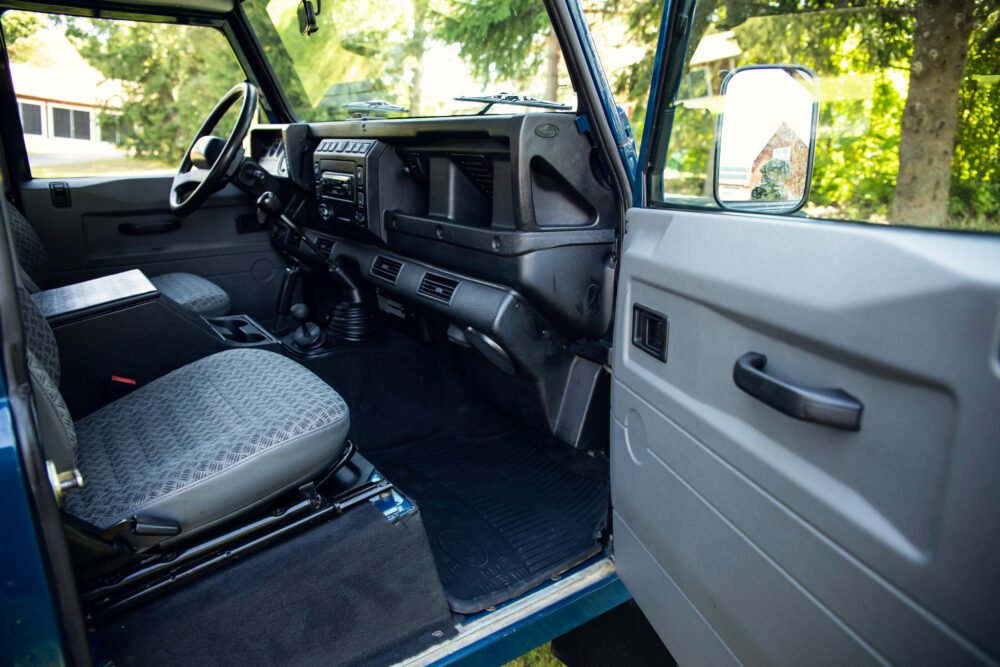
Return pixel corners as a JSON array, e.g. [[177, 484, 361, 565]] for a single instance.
[[368, 430, 609, 613], [98, 503, 455, 666]]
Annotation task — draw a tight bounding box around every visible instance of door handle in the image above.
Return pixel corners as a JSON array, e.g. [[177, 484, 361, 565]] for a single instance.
[[733, 352, 863, 431], [118, 220, 181, 235]]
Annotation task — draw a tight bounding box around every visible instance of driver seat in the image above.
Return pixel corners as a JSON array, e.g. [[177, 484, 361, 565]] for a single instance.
[[4, 199, 231, 316]]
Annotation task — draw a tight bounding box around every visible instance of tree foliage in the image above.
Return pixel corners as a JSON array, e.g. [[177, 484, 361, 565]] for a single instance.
[[646, 0, 998, 228], [435, 0, 550, 85], [2, 11, 44, 45], [243, 0, 427, 115], [65, 18, 243, 164]]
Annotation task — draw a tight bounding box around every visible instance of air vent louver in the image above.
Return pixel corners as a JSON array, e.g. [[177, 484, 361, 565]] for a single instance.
[[371, 256, 403, 284], [418, 272, 460, 303], [452, 154, 494, 197]]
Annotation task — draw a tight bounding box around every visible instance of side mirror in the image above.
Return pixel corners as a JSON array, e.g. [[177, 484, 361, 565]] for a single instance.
[[298, 0, 320, 36], [713, 65, 819, 214]]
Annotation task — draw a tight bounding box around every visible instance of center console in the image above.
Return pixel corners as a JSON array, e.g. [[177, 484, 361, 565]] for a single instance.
[[37, 270, 279, 419], [32, 269, 158, 324], [312, 139, 383, 230]]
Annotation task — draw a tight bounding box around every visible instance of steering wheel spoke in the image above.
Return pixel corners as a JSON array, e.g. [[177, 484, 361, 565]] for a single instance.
[[173, 168, 207, 188], [169, 82, 259, 216]]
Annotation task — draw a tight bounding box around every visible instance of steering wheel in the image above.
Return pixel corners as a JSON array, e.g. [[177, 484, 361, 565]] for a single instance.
[[170, 82, 259, 216]]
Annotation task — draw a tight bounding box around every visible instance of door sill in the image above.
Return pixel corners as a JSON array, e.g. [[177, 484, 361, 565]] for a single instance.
[[395, 557, 619, 666]]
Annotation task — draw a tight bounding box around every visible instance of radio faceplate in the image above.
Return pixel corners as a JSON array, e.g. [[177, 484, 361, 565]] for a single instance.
[[313, 139, 379, 229]]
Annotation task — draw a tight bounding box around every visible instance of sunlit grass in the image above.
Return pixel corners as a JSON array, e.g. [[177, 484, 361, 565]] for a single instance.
[[505, 643, 563, 667], [30, 156, 173, 179]]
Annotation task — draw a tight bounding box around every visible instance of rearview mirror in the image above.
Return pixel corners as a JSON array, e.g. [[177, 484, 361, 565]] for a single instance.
[[713, 65, 819, 214], [298, 0, 320, 36]]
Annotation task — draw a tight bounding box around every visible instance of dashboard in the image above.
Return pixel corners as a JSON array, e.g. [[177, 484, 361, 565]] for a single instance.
[[248, 113, 619, 341], [249, 113, 621, 445]]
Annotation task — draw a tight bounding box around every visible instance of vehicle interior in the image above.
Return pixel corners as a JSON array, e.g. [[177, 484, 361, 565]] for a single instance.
[[0, 0, 627, 663], [6, 0, 1000, 664]]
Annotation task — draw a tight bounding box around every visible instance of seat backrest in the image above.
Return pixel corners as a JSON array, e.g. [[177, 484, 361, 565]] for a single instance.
[[2, 199, 49, 292], [16, 285, 77, 471]]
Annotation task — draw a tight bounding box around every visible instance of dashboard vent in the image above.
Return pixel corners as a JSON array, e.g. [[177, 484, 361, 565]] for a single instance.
[[452, 154, 494, 198], [418, 272, 460, 303], [371, 255, 403, 284]]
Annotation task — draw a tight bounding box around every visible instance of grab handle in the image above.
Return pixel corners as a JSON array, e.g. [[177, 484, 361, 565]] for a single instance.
[[733, 352, 862, 431]]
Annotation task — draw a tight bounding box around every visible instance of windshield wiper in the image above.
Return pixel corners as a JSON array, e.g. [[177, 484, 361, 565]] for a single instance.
[[343, 99, 409, 117], [454, 92, 572, 115]]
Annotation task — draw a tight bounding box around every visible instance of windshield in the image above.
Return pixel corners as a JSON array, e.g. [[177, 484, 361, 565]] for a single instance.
[[243, 0, 578, 121]]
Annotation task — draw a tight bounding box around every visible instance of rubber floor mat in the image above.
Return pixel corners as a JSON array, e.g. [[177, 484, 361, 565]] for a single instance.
[[368, 430, 609, 613]]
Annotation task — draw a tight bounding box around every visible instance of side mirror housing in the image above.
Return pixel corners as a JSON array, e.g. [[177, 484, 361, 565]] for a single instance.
[[713, 65, 819, 214]]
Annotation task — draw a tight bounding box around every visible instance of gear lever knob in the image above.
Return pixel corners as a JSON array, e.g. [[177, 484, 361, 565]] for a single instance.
[[289, 302, 323, 350], [257, 191, 284, 217], [290, 303, 310, 322]]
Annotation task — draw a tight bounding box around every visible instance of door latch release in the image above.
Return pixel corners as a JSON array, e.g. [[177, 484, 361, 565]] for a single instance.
[[632, 304, 668, 362]]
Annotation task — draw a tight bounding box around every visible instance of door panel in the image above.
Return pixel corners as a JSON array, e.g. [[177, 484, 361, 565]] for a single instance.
[[613, 208, 1000, 665], [19, 176, 284, 323]]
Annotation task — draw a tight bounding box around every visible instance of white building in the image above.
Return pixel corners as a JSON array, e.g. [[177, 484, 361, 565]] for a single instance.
[[10, 27, 125, 167]]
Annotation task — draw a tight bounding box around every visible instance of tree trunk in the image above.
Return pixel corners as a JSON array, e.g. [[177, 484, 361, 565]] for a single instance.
[[408, 0, 429, 115], [703, 121, 717, 198], [545, 30, 560, 101], [890, 0, 975, 227]]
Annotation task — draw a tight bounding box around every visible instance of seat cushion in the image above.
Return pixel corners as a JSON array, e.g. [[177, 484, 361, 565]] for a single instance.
[[150, 272, 231, 316], [65, 349, 349, 538]]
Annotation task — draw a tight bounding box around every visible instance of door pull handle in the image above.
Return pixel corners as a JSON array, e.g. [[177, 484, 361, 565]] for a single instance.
[[118, 220, 181, 235], [733, 352, 862, 431]]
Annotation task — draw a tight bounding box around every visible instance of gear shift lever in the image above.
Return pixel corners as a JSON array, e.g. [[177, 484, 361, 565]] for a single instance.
[[258, 192, 364, 303], [259, 191, 379, 344], [290, 303, 324, 350]]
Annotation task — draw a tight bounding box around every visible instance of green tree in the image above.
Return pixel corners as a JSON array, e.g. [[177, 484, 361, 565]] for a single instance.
[[65, 18, 244, 164], [2, 11, 44, 46], [244, 0, 421, 117], [634, 0, 998, 229], [434, 0, 558, 99], [949, 4, 1000, 227], [891, 0, 978, 227]]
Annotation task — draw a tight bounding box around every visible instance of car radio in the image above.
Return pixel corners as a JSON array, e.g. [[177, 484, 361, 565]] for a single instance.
[[312, 139, 380, 228]]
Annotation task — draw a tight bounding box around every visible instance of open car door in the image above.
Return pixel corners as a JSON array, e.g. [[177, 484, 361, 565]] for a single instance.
[[611, 2, 1000, 665]]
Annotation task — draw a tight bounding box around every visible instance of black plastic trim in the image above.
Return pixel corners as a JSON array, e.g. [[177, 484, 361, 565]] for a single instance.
[[631, 304, 667, 362], [733, 352, 863, 432], [388, 211, 614, 256], [117, 220, 181, 236]]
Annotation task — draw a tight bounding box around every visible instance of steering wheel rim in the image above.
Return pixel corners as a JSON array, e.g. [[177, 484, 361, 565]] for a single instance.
[[170, 82, 259, 217]]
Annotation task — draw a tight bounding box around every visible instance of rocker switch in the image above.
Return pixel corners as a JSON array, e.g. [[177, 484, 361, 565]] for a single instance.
[[632, 304, 668, 362]]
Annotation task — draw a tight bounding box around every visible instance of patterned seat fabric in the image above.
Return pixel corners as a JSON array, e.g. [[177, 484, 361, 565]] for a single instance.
[[13, 284, 349, 543], [65, 348, 350, 533], [3, 199, 231, 316], [3, 199, 48, 292], [149, 272, 231, 317]]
